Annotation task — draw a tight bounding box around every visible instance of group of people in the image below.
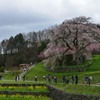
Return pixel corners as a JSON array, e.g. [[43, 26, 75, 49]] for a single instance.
[[15, 75, 25, 81], [83, 75, 92, 86], [15, 74, 92, 86], [15, 75, 20, 81], [62, 75, 78, 84], [62, 74, 92, 86], [34, 74, 78, 84], [34, 74, 92, 86], [34, 74, 57, 83]]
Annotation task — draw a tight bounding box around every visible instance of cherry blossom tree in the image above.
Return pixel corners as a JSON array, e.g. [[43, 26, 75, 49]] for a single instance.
[[43, 16, 100, 69]]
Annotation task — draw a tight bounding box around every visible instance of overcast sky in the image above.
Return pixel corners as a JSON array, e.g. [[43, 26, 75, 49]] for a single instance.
[[0, 0, 100, 41]]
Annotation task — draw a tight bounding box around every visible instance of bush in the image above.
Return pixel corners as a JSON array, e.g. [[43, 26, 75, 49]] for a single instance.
[[0, 66, 4, 72]]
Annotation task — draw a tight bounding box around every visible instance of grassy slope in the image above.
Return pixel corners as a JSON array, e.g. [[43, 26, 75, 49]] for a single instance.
[[54, 84, 100, 96], [25, 55, 100, 84], [87, 55, 100, 71], [26, 63, 81, 82], [26, 63, 61, 81], [1, 55, 100, 83]]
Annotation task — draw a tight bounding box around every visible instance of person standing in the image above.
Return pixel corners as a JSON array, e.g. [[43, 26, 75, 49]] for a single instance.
[[54, 75, 57, 83], [72, 75, 74, 84], [75, 74, 78, 84], [48, 74, 51, 83], [15, 76, 17, 81], [34, 74, 38, 82], [66, 76, 69, 84], [62, 75, 66, 83], [51, 75, 54, 83], [83, 74, 88, 84], [43, 75, 46, 81], [88, 76, 92, 86]]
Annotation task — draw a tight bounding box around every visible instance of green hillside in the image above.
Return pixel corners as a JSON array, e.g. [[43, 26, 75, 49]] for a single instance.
[[1, 55, 99, 84], [25, 55, 100, 84], [25, 55, 100, 96], [87, 55, 100, 71]]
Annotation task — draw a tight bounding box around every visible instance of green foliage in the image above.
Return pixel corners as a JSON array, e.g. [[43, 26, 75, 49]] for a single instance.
[[38, 40, 49, 53], [0, 95, 51, 100], [0, 66, 4, 72], [0, 86, 48, 92], [0, 34, 48, 67], [66, 54, 73, 65]]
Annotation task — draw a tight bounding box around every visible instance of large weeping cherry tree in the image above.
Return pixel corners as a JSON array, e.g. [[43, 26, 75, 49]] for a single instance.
[[43, 16, 100, 70]]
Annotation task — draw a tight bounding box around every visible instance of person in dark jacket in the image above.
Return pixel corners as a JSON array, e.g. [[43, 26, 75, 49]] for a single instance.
[[75, 74, 78, 84], [72, 75, 75, 84]]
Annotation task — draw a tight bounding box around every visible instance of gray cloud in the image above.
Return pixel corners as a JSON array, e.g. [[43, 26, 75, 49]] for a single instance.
[[0, 0, 100, 41]]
